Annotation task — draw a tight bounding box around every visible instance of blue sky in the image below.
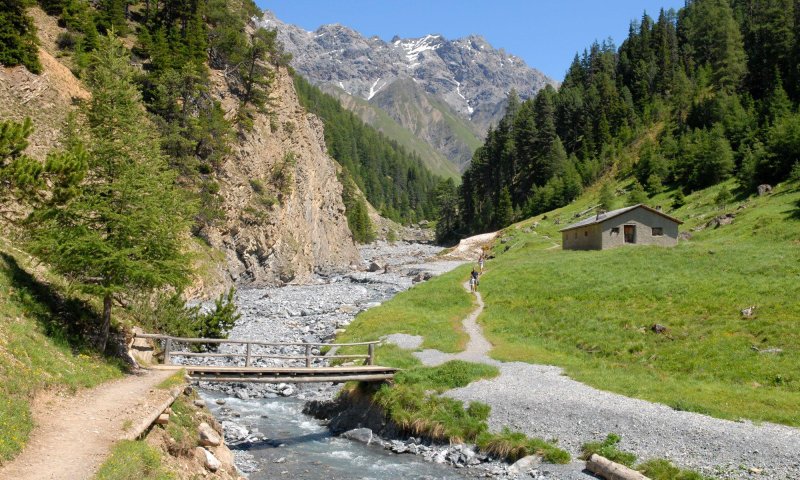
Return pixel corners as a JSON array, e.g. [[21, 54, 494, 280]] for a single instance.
[[258, 1, 686, 81]]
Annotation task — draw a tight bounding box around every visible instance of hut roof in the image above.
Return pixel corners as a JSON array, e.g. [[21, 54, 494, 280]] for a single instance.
[[559, 204, 683, 233]]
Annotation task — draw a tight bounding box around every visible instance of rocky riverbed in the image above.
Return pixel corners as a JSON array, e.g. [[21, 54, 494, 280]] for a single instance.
[[188, 241, 539, 479], [184, 241, 464, 400]]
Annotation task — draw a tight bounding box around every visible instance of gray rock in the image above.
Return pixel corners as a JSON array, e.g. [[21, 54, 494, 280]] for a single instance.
[[196, 447, 221, 472], [342, 428, 374, 445], [507, 454, 541, 475], [198, 422, 221, 447], [368, 261, 383, 272]]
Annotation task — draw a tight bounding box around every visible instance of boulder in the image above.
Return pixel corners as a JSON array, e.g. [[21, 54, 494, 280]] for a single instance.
[[368, 261, 383, 272], [195, 447, 221, 472], [198, 422, 222, 447], [210, 444, 235, 468], [651, 324, 668, 334], [707, 213, 735, 229], [342, 428, 373, 445], [757, 184, 772, 196], [221, 420, 250, 444], [280, 385, 295, 397], [508, 454, 541, 475], [741, 305, 756, 318], [155, 413, 169, 425], [193, 399, 206, 408]]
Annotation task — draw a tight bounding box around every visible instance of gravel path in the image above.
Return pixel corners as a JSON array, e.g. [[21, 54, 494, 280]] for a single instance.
[[0, 369, 176, 480], [391, 277, 800, 480]]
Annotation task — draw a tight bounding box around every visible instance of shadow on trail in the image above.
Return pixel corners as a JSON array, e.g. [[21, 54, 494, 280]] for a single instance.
[[0, 252, 105, 354]]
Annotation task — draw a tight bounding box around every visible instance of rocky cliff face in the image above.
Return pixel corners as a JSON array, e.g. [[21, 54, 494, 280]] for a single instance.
[[2, 9, 361, 290], [203, 67, 361, 286], [261, 11, 556, 171]]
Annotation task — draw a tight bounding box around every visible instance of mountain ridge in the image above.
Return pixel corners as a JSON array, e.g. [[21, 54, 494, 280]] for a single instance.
[[261, 10, 557, 172]]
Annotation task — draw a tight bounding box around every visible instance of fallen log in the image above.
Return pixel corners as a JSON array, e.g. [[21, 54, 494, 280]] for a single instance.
[[586, 454, 650, 480], [122, 386, 183, 441]]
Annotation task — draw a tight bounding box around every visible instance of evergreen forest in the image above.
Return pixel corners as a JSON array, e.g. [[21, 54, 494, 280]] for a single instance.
[[294, 75, 439, 225], [450, 0, 800, 240]]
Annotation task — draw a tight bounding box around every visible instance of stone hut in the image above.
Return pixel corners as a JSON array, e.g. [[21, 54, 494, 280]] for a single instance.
[[560, 204, 682, 251]]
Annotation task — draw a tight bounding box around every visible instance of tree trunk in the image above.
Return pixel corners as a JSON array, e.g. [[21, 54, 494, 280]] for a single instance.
[[99, 292, 112, 353]]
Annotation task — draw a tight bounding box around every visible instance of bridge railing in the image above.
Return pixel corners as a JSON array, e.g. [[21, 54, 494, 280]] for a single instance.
[[134, 333, 379, 368]]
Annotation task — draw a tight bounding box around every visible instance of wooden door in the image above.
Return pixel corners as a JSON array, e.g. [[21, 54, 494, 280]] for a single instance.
[[624, 225, 635, 243]]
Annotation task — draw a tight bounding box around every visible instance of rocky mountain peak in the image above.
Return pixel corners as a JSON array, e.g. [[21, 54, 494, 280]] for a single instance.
[[260, 11, 555, 127], [259, 10, 557, 171]]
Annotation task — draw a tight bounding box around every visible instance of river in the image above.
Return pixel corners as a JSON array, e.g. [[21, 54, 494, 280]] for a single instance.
[[194, 241, 486, 479]]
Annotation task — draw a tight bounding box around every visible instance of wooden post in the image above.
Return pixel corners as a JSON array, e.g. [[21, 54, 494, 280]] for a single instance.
[[305, 344, 312, 368], [368, 343, 375, 366], [164, 338, 173, 365], [245, 343, 252, 367]]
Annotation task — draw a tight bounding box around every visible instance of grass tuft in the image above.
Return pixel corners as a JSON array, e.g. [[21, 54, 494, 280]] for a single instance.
[[580, 433, 637, 467], [156, 370, 185, 390], [477, 428, 570, 464], [394, 360, 499, 393], [94, 440, 175, 480], [636, 458, 710, 480]]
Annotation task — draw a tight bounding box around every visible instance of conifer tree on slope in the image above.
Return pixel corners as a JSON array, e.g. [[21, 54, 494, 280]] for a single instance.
[[28, 34, 193, 352], [0, 0, 42, 73]]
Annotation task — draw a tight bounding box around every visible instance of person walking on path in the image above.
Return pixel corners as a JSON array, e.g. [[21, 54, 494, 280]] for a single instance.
[[478, 253, 485, 273], [470, 268, 480, 292]]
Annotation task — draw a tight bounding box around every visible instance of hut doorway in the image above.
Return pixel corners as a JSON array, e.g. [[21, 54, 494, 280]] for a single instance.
[[624, 225, 636, 244]]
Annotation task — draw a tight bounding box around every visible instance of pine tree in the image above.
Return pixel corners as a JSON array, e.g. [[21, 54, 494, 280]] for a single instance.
[[236, 28, 278, 130], [627, 181, 649, 205], [496, 187, 514, 228], [0, 117, 44, 205], [680, 0, 747, 91], [0, 0, 42, 73], [434, 178, 459, 243], [599, 182, 616, 210], [27, 34, 193, 352]]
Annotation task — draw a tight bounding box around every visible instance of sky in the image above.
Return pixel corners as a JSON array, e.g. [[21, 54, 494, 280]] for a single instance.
[[258, 1, 687, 81]]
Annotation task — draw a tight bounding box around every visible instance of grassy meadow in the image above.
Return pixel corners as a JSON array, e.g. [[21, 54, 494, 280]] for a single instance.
[[342, 178, 800, 426], [336, 266, 475, 368]]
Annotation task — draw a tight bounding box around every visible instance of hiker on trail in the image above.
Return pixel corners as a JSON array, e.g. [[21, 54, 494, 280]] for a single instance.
[[478, 253, 485, 273], [471, 268, 480, 292]]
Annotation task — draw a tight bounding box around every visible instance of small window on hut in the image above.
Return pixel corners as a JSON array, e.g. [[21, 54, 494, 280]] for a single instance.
[[652, 227, 663, 236], [611, 227, 620, 235], [584, 230, 588, 237]]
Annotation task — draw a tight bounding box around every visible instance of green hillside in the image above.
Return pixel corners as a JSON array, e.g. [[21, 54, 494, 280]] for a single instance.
[[338, 176, 800, 426], [323, 86, 461, 180], [294, 75, 440, 224], [453, 2, 800, 238]]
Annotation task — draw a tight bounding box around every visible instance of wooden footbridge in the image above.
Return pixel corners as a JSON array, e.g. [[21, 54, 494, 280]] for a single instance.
[[134, 333, 396, 383]]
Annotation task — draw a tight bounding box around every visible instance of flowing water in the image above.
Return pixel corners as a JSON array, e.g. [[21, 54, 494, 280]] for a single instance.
[[201, 391, 473, 480], [198, 241, 477, 479]]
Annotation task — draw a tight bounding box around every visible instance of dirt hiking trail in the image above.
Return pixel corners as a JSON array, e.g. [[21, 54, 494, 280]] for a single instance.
[[0, 368, 175, 480]]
